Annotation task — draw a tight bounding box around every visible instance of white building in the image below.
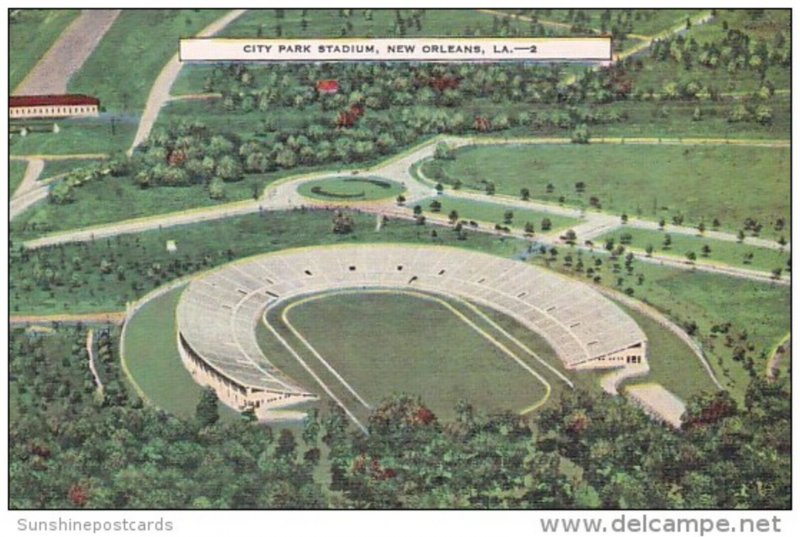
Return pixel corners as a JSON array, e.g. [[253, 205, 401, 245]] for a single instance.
[[10, 94, 100, 119]]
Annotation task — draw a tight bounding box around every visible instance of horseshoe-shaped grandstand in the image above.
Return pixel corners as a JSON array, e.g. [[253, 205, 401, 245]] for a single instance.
[[176, 244, 648, 413]]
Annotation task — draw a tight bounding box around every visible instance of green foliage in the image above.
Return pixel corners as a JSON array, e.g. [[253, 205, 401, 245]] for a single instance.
[[195, 387, 220, 427]]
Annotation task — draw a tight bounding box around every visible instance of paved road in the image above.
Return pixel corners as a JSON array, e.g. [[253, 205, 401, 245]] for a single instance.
[[20, 135, 790, 285], [10, 311, 126, 325], [10, 159, 46, 220], [128, 9, 247, 155], [13, 10, 121, 95]]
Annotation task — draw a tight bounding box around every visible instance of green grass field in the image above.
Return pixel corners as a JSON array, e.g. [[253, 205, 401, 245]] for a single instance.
[[10, 161, 28, 195], [11, 173, 268, 238], [596, 227, 790, 273], [10, 210, 528, 316], [615, 303, 718, 401], [123, 284, 236, 420], [417, 195, 579, 233], [219, 8, 572, 39], [68, 10, 222, 113], [532, 248, 790, 402], [9, 9, 80, 90], [298, 176, 405, 201], [9, 118, 137, 156], [428, 143, 789, 239], [38, 159, 106, 182], [262, 289, 553, 421]]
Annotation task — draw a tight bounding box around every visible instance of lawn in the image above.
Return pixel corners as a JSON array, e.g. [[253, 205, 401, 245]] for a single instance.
[[11, 173, 268, 238], [530, 247, 790, 402], [122, 284, 236, 420], [428, 143, 789, 239], [517, 8, 699, 36], [10, 210, 528, 316], [68, 10, 222, 113], [596, 227, 790, 273], [615, 303, 718, 402], [298, 176, 405, 201], [9, 117, 137, 156], [9, 9, 80, 90], [219, 8, 572, 39], [39, 159, 106, 181], [417, 195, 579, 233], [10, 161, 28, 195], [268, 290, 550, 421]]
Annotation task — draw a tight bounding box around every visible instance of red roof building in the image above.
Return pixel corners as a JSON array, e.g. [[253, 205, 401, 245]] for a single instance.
[[10, 94, 100, 119], [316, 80, 340, 94]]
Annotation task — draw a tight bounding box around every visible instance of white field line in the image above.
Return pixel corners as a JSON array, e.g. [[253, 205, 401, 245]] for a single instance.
[[308, 288, 553, 415], [456, 299, 575, 389], [261, 305, 368, 434], [281, 296, 374, 411]]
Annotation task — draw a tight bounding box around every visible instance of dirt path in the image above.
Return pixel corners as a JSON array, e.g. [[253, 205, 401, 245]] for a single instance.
[[767, 334, 791, 380], [86, 329, 104, 392], [128, 9, 247, 155], [10, 159, 45, 220], [11, 158, 44, 199], [476, 8, 650, 40], [10, 312, 126, 325], [13, 10, 121, 95], [9, 153, 109, 161]]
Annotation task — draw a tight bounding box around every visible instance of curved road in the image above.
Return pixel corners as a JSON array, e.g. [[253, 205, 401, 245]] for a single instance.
[[128, 9, 247, 155], [21, 135, 790, 286]]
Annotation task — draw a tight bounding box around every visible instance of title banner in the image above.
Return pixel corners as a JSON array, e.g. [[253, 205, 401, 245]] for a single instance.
[[179, 37, 612, 63]]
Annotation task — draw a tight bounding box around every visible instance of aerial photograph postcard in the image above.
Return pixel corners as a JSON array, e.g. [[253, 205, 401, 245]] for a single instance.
[[4, 4, 793, 532]]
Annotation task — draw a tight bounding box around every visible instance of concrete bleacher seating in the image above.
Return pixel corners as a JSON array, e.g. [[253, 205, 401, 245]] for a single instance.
[[176, 244, 648, 404]]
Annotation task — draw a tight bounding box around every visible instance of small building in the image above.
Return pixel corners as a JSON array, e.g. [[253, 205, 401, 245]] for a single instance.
[[315, 80, 339, 94], [10, 94, 100, 119]]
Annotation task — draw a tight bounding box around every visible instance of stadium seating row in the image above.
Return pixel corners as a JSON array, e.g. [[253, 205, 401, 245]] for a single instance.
[[176, 244, 648, 408]]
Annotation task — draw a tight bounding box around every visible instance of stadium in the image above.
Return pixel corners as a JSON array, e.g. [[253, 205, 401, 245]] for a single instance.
[[175, 243, 651, 428]]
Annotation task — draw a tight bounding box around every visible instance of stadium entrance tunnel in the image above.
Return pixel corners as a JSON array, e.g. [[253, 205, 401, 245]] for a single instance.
[[175, 244, 649, 426]]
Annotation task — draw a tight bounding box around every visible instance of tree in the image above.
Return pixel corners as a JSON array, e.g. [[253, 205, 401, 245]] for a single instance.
[[396, 194, 406, 205], [485, 182, 496, 195], [686, 251, 697, 263], [503, 210, 514, 224], [435, 182, 444, 194], [276, 429, 297, 459], [195, 387, 220, 427], [413, 205, 422, 216], [701, 244, 711, 257], [620, 213, 628, 224], [434, 142, 454, 160], [645, 244, 654, 257], [541, 218, 552, 231], [429, 200, 442, 213], [524, 222, 535, 236], [332, 212, 355, 234], [663, 234, 672, 249], [571, 123, 591, 144], [448, 210, 459, 224], [520, 187, 530, 201], [208, 178, 225, 200]]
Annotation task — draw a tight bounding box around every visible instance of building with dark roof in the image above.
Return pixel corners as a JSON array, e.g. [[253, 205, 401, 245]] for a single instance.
[[10, 94, 100, 119]]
